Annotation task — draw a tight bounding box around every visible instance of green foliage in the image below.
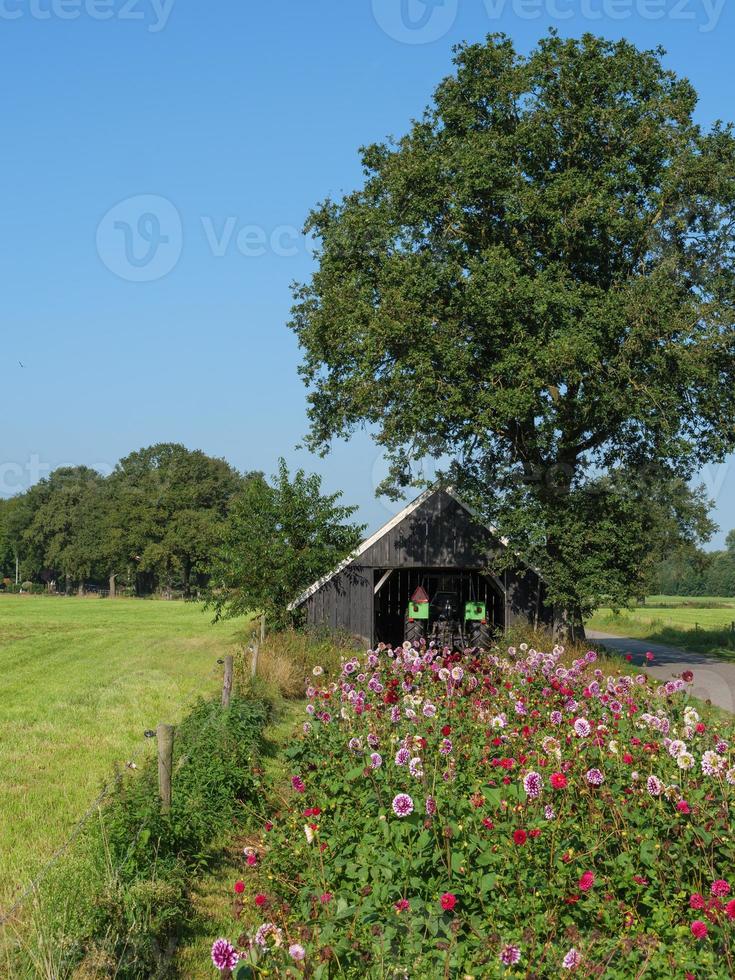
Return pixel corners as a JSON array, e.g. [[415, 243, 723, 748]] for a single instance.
[[0, 497, 17, 579], [207, 459, 364, 629], [2, 443, 246, 596], [290, 31, 735, 622], [652, 536, 735, 597], [16, 696, 270, 980], [108, 443, 245, 596], [220, 643, 735, 978]]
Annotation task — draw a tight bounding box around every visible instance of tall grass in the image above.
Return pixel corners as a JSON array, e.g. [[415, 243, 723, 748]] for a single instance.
[[3, 696, 270, 980], [250, 627, 356, 698], [0, 596, 251, 906]]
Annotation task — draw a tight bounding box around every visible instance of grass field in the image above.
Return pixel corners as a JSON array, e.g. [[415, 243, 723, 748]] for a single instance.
[[587, 594, 735, 660], [0, 595, 249, 911]]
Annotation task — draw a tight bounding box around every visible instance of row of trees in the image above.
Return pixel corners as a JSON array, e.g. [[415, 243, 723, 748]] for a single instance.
[[0, 445, 363, 603], [0, 444, 245, 595], [652, 531, 735, 597]]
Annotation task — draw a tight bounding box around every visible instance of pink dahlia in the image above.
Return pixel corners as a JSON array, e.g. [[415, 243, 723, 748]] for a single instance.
[[711, 879, 731, 897], [211, 938, 239, 971], [691, 920, 708, 940], [392, 793, 414, 817], [562, 947, 581, 970], [578, 871, 595, 891], [254, 922, 283, 948], [499, 944, 521, 965], [523, 771, 543, 799]]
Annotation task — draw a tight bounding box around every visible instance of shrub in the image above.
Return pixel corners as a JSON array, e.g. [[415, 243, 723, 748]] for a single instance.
[[11, 696, 271, 979]]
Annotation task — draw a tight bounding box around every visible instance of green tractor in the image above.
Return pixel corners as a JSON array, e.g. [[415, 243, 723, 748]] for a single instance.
[[404, 587, 492, 650]]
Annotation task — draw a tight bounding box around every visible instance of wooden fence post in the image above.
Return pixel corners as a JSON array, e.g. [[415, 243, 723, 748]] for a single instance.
[[157, 723, 174, 812], [260, 613, 266, 644], [222, 654, 234, 709], [251, 644, 259, 680]]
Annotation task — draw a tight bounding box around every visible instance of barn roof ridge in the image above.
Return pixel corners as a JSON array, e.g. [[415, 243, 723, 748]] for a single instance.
[[288, 485, 508, 610]]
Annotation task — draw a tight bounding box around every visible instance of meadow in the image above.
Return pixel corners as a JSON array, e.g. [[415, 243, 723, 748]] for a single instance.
[[587, 595, 735, 660], [0, 595, 249, 911]]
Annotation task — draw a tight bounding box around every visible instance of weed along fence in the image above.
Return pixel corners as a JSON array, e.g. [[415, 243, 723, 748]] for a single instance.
[[0, 650, 270, 979], [154, 651, 250, 808]]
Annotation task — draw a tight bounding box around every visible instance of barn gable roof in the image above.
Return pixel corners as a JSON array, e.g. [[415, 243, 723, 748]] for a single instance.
[[288, 486, 509, 610]]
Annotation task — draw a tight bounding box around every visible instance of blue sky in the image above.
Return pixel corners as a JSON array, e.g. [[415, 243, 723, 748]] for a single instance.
[[1, 0, 733, 545]]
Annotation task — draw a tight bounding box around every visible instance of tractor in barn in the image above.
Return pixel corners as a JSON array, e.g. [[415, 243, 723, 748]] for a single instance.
[[404, 586, 492, 650]]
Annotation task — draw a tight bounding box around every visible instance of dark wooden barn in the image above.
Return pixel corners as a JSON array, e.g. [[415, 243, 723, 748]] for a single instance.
[[289, 487, 554, 648]]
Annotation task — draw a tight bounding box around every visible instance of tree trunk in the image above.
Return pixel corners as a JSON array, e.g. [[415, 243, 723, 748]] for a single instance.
[[109, 573, 116, 598]]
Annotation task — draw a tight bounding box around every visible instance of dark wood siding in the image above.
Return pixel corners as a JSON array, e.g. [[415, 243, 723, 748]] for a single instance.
[[359, 490, 503, 568], [304, 565, 373, 645], [299, 488, 555, 645]]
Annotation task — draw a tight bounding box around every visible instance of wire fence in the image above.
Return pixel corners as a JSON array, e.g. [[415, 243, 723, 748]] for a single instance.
[[0, 649, 247, 930]]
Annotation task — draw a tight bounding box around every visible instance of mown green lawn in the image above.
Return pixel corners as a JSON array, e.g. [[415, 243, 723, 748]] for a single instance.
[[587, 594, 735, 660], [0, 595, 249, 910]]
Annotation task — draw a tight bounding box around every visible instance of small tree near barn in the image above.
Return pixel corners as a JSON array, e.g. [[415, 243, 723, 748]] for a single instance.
[[290, 32, 735, 633], [207, 459, 365, 630]]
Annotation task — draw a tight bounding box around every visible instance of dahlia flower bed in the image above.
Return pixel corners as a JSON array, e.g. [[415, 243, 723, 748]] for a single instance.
[[213, 642, 735, 978]]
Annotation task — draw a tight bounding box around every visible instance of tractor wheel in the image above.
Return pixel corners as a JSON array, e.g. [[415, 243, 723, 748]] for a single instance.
[[404, 617, 425, 646], [470, 622, 492, 651]]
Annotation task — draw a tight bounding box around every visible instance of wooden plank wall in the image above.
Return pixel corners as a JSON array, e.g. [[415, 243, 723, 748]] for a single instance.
[[302, 489, 554, 644]]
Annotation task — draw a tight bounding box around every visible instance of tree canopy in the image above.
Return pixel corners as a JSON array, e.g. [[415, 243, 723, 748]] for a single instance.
[[1, 444, 248, 596], [206, 459, 365, 628], [290, 32, 735, 627]]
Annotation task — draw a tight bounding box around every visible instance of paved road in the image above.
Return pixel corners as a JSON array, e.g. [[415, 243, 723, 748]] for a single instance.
[[586, 630, 735, 713]]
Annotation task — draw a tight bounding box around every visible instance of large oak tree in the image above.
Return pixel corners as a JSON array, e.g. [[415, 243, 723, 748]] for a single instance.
[[290, 32, 735, 630]]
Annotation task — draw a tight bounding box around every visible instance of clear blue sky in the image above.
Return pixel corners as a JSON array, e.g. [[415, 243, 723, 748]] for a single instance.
[[1, 0, 733, 545]]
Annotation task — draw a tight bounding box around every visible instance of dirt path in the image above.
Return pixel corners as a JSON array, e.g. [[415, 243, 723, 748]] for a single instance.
[[586, 630, 735, 713]]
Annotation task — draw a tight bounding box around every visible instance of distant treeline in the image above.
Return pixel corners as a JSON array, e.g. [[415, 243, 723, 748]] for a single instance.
[[0, 444, 256, 596], [652, 530, 735, 597]]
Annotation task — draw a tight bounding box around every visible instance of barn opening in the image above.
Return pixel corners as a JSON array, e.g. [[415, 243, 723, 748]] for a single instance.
[[373, 567, 505, 648]]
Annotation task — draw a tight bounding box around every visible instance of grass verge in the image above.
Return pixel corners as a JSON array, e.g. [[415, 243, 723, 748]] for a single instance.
[[0, 595, 251, 906]]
